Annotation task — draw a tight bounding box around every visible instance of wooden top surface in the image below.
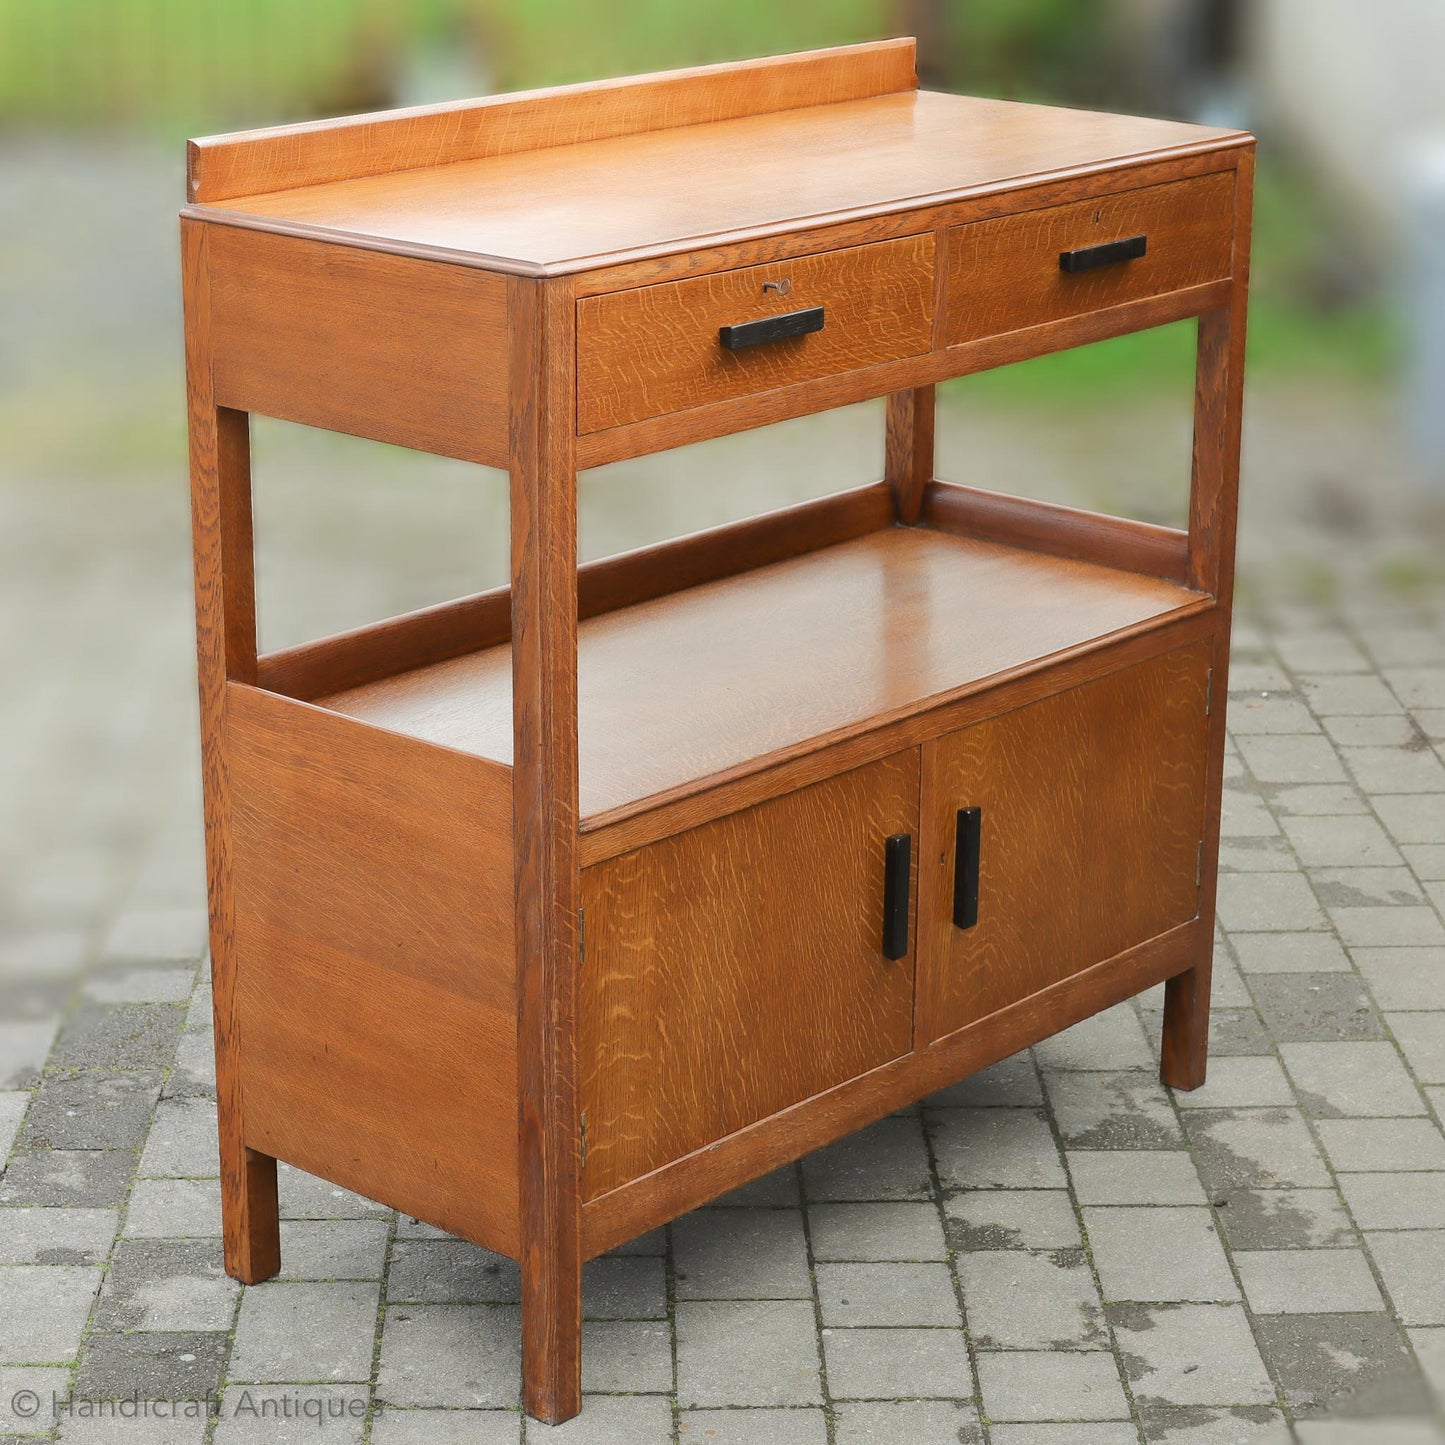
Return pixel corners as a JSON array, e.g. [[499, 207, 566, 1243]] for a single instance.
[[192, 88, 1244, 275], [320, 526, 1204, 823]]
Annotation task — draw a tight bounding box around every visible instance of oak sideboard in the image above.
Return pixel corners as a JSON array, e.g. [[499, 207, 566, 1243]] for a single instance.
[[182, 39, 1252, 1423]]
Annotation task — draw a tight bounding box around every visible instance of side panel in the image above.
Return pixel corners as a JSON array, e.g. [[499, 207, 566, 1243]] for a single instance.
[[227, 684, 520, 1257]]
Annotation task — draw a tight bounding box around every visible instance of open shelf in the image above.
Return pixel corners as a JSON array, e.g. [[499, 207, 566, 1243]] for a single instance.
[[319, 525, 1206, 827]]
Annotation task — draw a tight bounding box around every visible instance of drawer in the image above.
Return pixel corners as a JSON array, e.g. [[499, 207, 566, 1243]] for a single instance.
[[942, 170, 1236, 347], [577, 234, 935, 433]]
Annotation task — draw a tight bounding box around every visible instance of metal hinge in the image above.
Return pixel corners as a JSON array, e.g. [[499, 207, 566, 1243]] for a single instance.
[[1205, 667, 1214, 716], [579, 1111, 588, 1170], [1196, 841, 1204, 887]]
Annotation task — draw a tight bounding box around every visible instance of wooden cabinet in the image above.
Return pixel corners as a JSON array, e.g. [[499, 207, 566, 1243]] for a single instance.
[[182, 40, 1251, 1425]]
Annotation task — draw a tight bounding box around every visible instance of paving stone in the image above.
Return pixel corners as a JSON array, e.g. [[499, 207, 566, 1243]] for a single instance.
[[229, 1281, 380, 1382], [1108, 1302, 1274, 1407], [994, 1425, 1140, 1445], [582, 1254, 666, 1319], [673, 1208, 811, 1299], [1276, 634, 1369, 673], [831, 1401, 982, 1445], [72, 1329, 226, 1401], [821, 1326, 970, 1400], [122, 1178, 221, 1238], [1350, 948, 1445, 1010], [596, 1226, 665, 1256], [712, 1164, 800, 1207], [1235, 1248, 1384, 1313], [0, 1206, 118, 1264], [1389, 1013, 1445, 1084], [1136, 1404, 1291, 1442], [163, 1030, 215, 1099], [1280, 1041, 1427, 1117], [1404, 846, 1445, 881], [370, 1409, 520, 1445], [1339, 1173, 1445, 1229], [0, 1093, 28, 1160], [1252, 1312, 1431, 1417], [1263, 783, 1368, 817], [1431, 1087, 1445, 1127], [816, 1261, 959, 1327], [1172, 1057, 1295, 1110], [1229, 662, 1290, 692], [676, 1300, 821, 1407], [276, 1165, 388, 1219], [93, 1239, 234, 1331], [1375, 796, 1445, 845], [0, 1022, 60, 1087], [1300, 673, 1403, 715], [137, 1098, 217, 1178], [0, 1363, 73, 1433], [1324, 714, 1420, 746], [1032, 1005, 1154, 1071], [502, 1395, 664, 1443], [48, 1003, 183, 1072], [1216, 872, 1327, 931], [925, 1051, 1041, 1106], [1236, 735, 1347, 785], [1294, 1421, 1445, 1444], [1067, 1151, 1207, 1205], [1317, 1118, 1445, 1172], [1214, 1188, 1357, 1250], [943, 1188, 1080, 1251], [976, 1349, 1128, 1421], [99, 906, 208, 964], [929, 1108, 1066, 1189], [275, 1219, 391, 1280], [1409, 1325, 1445, 1404], [212, 1385, 369, 1444], [1218, 835, 1300, 871], [1367, 1232, 1445, 1324], [1220, 787, 1282, 837], [376, 1303, 519, 1407], [21, 1072, 161, 1150], [1047, 1070, 1184, 1148], [1248, 974, 1384, 1044], [799, 1117, 931, 1201], [1343, 745, 1445, 794], [960, 1247, 1106, 1349], [806, 1202, 947, 1261], [1084, 1207, 1238, 1302], [1315, 868, 1428, 909], [1227, 695, 1319, 733], [1329, 906, 1445, 947], [679, 1410, 829, 1445], [1182, 1108, 1330, 1194], [386, 1240, 519, 1303], [0, 1149, 135, 1208], [0, 1264, 101, 1362], [579, 1320, 671, 1393], [82, 965, 197, 1005]]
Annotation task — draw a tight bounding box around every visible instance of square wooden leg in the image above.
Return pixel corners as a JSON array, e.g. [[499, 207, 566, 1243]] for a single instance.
[[1159, 961, 1211, 1090], [220, 1141, 281, 1284]]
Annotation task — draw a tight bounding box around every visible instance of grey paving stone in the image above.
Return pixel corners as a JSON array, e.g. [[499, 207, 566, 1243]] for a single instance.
[[1182, 1109, 1331, 1193], [712, 1164, 800, 1207], [376, 1303, 520, 1407], [1375, 795, 1445, 845], [1220, 787, 1282, 837], [1317, 1118, 1445, 1172], [929, 1108, 1066, 1190], [1339, 1173, 1445, 1229], [82, 964, 197, 1005], [976, 1350, 1128, 1422], [1409, 1325, 1445, 1405], [93, 1239, 235, 1331], [995, 1425, 1140, 1445], [0, 1092, 28, 1160], [1252, 1312, 1431, 1418], [386, 1240, 519, 1303], [1351, 948, 1445, 1010], [806, 1202, 947, 1261], [832, 1401, 983, 1445], [1032, 1005, 1154, 1071], [100, 906, 208, 964], [1136, 1404, 1291, 1443], [1405, 846, 1445, 881], [799, 1117, 931, 1201], [678, 1409, 827, 1445], [1046, 1071, 1184, 1149], [1390, 1013, 1445, 1084], [1248, 973, 1384, 1042], [943, 1188, 1080, 1251], [1227, 695, 1319, 733], [137, 1098, 217, 1178], [1229, 662, 1289, 692], [961, 1247, 1106, 1350], [1431, 1087, 1445, 1127], [229, 1281, 381, 1382], [212, 1385, 369, 1445], [1067, 1151, 1206, 1206], [1294, 1420, 1445, 1444], [370, 1409, 520, 1445], [1171, 1057, 1295, 1110], [582, 1254, 666, 1320], [276, 1165, 387, 1219], [1276, 634, 1369, 673], [1218, 835, 1300, 871], [275, 1219, 391, 1280], [0, 1149, 135, 1208], [1236, 735, 1347, 786], [72, 1329, 227, 1402], [21, 1072, 161, 1151], [1280, 1041, 1427, 1117], [0, 1206, 117, 1264], [0, 1363, 73, 1433], [1214, 1188, 1357, 1250], [1216, 872, 1327, 931], [1343, 744, 1445, 794], [1108, 1302, 1274, 1407], [164, 1029, 215, 1100], [1235, 1248, 1384, 1313], [596, 1226, 665, 1257], [1084, 1207, 1238, 1303], [1329, 906, 1445, 948], [122, 1179, 221, 1238], [0, 1264, 101, 1362], [676, 1300, 821, 1408], [1324, 714, 1420, 746], [820, 1326, 971, 1401], [816, 1261, 959, 1327], [579, 1320, 671, 1393], [673, 1209, 811, 1299], [48, 1003, 183, 1072], [925, 1051, 1041, 1107], [1300, 673, 1403, 715], [1263, 783, 1368, 817], [524, 1395, 670, 1443], [1367, 1231, 1445, 1324]]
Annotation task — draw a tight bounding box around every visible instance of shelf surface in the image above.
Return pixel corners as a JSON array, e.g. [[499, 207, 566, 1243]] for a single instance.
[[199, 90, 1243, 272], [319, 526, 1205, 825]]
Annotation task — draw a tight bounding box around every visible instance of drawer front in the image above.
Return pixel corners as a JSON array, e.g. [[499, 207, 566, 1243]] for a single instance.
[[942, 171, 1236, 347], [578, 751, 919, 1199], [577, 234, 935, 433]]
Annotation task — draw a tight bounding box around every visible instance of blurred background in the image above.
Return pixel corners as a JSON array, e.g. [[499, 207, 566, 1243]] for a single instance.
[[1, 1, 1443, 1014]]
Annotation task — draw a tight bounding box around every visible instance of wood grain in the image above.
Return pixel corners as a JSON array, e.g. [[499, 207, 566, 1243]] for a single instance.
[[207, 225, 509, 467], [227, 684, 520, 1254], [319, 527, 1203, 825], [579, 753, 918, 1198], [943, 170, 1236, 346], [578, 234, 933, 431], [182, 218, 278, 1286], [188, 40, 918, 203], [917, 641, 1211, 1042], [885, 386, 936, 524]]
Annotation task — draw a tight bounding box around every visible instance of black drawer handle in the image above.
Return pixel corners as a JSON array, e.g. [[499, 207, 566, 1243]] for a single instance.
[[882, 832, 912, 960], [953, 807, 981, 930], [719, 306, 825, 350], [1060, 234, 1148, 274]]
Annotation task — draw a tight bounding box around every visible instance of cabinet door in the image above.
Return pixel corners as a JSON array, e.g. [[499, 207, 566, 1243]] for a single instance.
[[918, 642, 1211, 1043], [579, 751, 918, 1199]]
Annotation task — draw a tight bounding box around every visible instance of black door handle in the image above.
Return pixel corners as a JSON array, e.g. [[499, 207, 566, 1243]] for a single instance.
[[1059, 234, 1148, 274], [882, 833, 912, 960], [719, 306, 825, 350], [953, 808, 981, 930]]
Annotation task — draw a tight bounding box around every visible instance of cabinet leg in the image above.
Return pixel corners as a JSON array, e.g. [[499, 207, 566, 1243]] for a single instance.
[[521, 1248, 582, 1423], [1160, 962, 1211, 1091], [220, 1142, 281, 1284]]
